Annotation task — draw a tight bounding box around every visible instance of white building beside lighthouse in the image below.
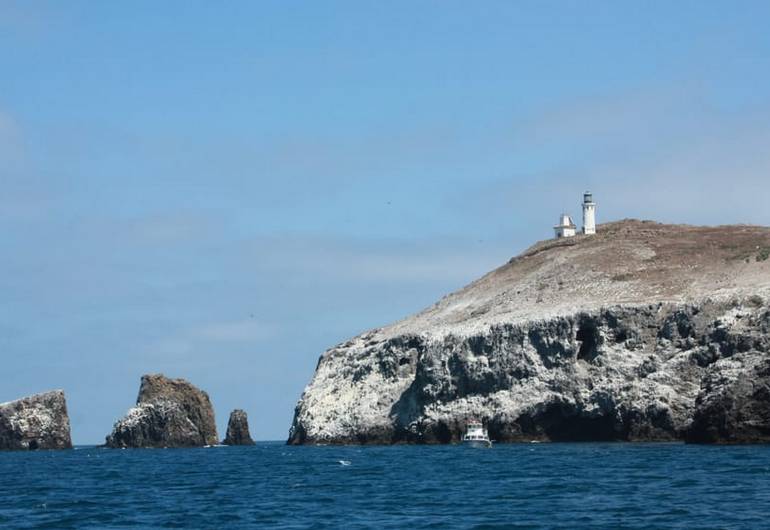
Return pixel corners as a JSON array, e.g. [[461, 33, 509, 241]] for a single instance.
[[552, 192, 597, 239], [553, 213, 577, 238]]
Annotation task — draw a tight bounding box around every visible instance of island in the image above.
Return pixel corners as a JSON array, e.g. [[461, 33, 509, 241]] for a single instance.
[[289, 220, 770, 445]]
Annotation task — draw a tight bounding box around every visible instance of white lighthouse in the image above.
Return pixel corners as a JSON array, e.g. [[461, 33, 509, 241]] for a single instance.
[[582, 191, 596, 235]]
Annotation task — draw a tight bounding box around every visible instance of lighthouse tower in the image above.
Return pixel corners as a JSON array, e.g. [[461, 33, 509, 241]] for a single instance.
[[582, 191, 596, 235]]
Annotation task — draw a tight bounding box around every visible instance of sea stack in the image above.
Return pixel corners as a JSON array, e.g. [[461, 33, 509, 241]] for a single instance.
[[223, 409, 256, 445], [0, 390, 72, 450], [106, 374, 217, 448], [289, 221, 770, 445]]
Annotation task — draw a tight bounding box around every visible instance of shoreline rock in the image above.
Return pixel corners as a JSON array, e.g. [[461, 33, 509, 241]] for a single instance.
[[0, 390, 72, 450], [106, 374, 217, 448], [291, 302, 770, 446], [686, 357, 770, 444], [223, 409, 255, 445]]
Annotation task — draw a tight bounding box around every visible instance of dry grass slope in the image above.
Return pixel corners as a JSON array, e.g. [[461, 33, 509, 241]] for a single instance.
[[384, 219, 770, 338]]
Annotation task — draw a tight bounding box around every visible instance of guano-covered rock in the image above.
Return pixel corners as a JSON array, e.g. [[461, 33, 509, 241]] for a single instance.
[[0, 390, 72, 450], [289, 221, 770, 445], [106, 374, 218, 448]]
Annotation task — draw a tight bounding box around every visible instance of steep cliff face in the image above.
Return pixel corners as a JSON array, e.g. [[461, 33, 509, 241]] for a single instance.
[[686, 352, 770, 444], [0, 390, 72, 450], [106, 374, 218, 448], [289, 221, 770, 445], [223, 409, 256, 446]]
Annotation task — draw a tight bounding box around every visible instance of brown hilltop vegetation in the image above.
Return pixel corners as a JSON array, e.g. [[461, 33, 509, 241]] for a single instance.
[[290, 220, 770, 445], [384, 219, 770, 338], [518, 219, 770, 293]]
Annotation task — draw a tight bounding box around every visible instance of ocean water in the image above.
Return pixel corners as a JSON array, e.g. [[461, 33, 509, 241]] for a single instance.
[[1, 443, 769, 529]]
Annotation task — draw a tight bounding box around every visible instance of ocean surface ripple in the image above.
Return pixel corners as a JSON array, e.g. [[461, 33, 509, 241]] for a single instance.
[[1, 443, 769, 529]]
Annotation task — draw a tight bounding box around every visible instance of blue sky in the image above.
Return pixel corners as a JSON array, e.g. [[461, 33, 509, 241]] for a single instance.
[[2, 1, 770, 443]]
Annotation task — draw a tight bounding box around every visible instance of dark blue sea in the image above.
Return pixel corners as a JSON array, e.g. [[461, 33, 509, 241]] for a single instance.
[[2, 442, 769, 529]]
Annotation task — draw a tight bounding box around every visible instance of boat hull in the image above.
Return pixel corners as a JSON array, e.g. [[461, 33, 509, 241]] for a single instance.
[[463, 439, 492, 448]]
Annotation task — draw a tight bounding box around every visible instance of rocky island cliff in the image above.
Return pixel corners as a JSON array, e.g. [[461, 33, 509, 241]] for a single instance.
[[289, 220, 770, 444], [0, 390, 72, 450], [106, 374, 218, 448]]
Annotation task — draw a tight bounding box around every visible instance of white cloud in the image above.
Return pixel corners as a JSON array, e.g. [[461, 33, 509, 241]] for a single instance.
[[461, 83, 770, 228], [140, 319, 278, 362], [195, 320, 276, 342], [125, 212, 223, 243], [145, 336, 194, 358], [243, 234, 509, 286], [0, 110, 23, 164]]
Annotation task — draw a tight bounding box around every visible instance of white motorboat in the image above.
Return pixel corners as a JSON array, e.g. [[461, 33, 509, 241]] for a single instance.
[[462, 420, 492, 448]]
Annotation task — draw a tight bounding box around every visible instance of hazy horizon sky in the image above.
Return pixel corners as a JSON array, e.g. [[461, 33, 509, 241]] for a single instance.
[[3, 1, 770, 443]]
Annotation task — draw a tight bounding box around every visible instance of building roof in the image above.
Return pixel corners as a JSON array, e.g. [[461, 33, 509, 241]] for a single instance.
[[555, 214, 576, 229]]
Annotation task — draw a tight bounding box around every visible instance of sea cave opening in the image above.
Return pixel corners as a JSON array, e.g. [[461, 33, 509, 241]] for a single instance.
[[576, 318, 600, 361]]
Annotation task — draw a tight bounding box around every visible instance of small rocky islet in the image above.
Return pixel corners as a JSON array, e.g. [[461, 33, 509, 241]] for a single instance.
[[105, 374, 220, 448], [0, 390, 72, 450], [223, 409, 256, 446]]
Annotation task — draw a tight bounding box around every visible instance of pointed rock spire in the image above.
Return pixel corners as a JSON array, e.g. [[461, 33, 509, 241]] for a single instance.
[[223, 409, 255, 445]]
